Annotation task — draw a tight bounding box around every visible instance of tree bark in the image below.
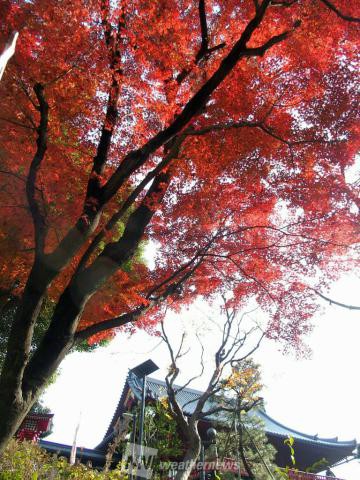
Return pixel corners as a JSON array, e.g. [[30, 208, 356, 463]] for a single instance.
[[0, 383, 42, 454], [0, 172, 170, 453], [175, 430, 201, 480]]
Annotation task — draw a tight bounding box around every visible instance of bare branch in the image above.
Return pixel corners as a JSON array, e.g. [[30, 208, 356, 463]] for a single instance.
[[175, 332, 187, 362], [198, 397, 262, 419], [231, 332, 265, 365], [175, 334, 205, 394], [161, 319, 181, 390], [314, 290, 360, 311]]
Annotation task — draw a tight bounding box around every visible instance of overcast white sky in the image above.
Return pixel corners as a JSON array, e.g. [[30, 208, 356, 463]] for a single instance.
[[42, 275, 360, 479]]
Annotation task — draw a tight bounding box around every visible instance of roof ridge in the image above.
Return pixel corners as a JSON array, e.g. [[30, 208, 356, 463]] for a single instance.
[[147, 376, 204, 396], [256, 410, 357, 447]]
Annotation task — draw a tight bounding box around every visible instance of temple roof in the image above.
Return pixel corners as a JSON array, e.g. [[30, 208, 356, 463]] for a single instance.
[[39, 440, 111, 467], [104, 373, 356, 448], [253, 409, 355, 449], [98, 372, 357, 471]]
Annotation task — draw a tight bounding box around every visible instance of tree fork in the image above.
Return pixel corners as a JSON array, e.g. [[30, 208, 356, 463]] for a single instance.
[[0, 172, 172, 454]]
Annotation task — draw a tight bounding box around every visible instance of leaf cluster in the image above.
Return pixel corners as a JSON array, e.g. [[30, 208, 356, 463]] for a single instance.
[[144, 400, 184, 464], [0, 439, 127, 479]]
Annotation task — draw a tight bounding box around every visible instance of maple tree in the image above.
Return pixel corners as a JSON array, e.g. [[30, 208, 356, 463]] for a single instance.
[[0, 0, 359, 453]]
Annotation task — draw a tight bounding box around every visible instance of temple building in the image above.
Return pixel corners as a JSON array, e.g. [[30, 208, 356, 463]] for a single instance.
[[40, 370, 358, 478]]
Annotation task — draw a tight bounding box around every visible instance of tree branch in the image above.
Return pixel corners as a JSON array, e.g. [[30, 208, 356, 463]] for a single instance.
[[75, 242, 213, 342], [198, 397, 262, 419], [101, 0, 286, 205], [243, 25, 298, 57], [23, 171, 172, 394], [319, 0, 360, 23], [174, 334, 205, 394], [270, 0, 298, 6], [75, 134, 186, 273], [40, 4, 126, 274], [82, 4, 125, 227], [314, 290, 360, 310], [74, 304, 153, 342], [186, 117, 335, 149], [196, 0, 209, 63], [42, 0, 289, 280], [26, 83, 49, 254]]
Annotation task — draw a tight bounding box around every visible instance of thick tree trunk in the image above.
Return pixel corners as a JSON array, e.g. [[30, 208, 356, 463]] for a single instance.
[[175, 427, 201, 480], [0, 386, 39, 454], [175, 445, 201, 480], [0, 402, 26, 453], [0, 172, 169, 453], [0, 260, 59, 453], [0, 276, 88, 453]]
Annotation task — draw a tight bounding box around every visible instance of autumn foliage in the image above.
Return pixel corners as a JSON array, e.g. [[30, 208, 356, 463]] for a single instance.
[[0, 0, 359, 450]]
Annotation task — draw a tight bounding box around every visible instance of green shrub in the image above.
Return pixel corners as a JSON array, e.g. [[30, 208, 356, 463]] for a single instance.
[[0, 440, 127, 480]]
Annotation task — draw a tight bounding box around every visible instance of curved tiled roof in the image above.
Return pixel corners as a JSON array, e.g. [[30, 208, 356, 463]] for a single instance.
[[252, 409, 356, 448], [99, 373, 356, 453]]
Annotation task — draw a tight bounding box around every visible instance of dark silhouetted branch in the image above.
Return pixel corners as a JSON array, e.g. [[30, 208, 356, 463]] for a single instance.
[[319, 0, 360, 22], [26, 83, 48, 254], [314, 290, 360, 310]]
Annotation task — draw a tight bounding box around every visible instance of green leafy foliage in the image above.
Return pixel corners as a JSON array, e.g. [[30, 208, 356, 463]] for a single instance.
[[102, 400, 183, 476], [275, 436, 329, 479], [217, 412, 279, 480], [143, 399, 184, 462], [0, 440, 128, 479], [217, 359, 279, 479], [284, 436, 296, 466]]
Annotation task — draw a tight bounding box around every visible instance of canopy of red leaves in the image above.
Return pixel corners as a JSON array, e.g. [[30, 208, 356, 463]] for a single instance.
[[0, 0, 359, 350]]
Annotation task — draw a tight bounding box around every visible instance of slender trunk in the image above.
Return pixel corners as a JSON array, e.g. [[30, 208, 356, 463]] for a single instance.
[[0, 257, 60, 384], [238, 408, 255, 479], [0, 259, 58, 453]]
